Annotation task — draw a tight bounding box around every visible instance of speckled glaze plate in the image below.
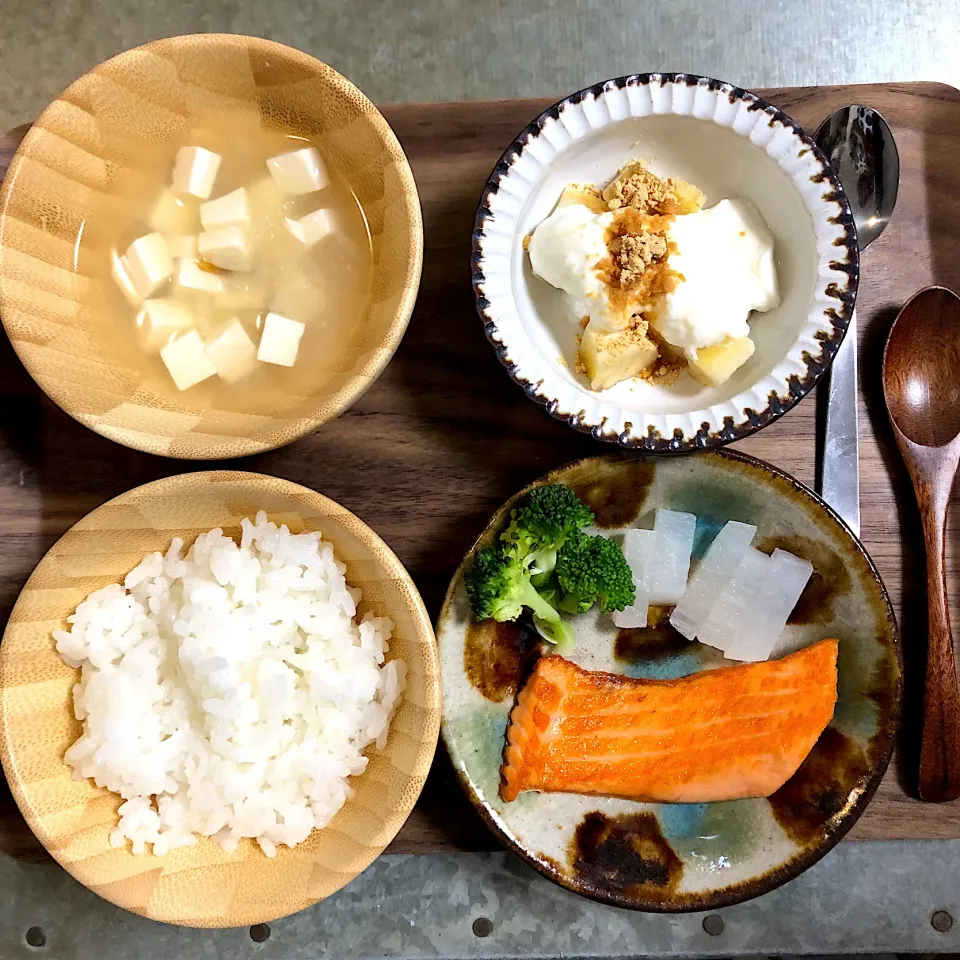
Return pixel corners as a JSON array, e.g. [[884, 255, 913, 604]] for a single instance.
[[437, 451, 901, 911]]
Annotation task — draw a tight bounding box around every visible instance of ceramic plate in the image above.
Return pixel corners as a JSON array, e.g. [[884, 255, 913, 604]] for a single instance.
[[437, 451, 900, 911]]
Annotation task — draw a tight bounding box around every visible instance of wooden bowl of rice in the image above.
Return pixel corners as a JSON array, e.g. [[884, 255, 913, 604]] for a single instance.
[[0, 471, 441, 927]]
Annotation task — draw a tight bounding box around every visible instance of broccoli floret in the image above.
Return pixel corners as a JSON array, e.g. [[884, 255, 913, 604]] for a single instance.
[[500, 484, 594, 582], [464, 545, 565, 626], [519, 484, 595, 543], [555, 533, 636, 614]]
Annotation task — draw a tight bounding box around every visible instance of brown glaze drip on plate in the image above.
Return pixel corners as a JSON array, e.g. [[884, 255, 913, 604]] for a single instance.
[[614, 605, 691, 661], [463, 619, 540, 703], [567, 459, 655, 528], [767, 726, 870, 846], [571, 811, 683, 902]]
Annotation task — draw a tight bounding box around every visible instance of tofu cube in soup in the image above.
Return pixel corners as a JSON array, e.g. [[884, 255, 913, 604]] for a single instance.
[[176, 258, 222, 295], [160, 330, 217, 390], [266, 147, 329, 195], [198, 226, 253, 272], [257, 313, 305, 367], [205, 320, 258, 383], [122, 233, 174, 300], [200, 188, 250, 230], [171, 146, 222, 200]]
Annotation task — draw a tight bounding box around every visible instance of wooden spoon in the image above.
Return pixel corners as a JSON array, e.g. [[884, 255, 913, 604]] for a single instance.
[[882, 285, 960, 801]]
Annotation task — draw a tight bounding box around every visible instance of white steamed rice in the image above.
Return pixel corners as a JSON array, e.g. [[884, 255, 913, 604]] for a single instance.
[[54, 511, 406, 858]]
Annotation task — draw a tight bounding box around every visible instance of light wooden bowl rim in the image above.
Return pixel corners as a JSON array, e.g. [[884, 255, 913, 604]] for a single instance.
[[0, 469, 441, 926], [0, 34, 424, 459]]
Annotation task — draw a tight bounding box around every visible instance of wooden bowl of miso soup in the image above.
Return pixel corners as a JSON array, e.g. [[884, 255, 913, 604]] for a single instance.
[[0, 35, 423, 458]]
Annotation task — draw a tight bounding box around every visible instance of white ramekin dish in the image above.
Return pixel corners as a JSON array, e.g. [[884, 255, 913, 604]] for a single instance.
[[472, 73, 858, 452]]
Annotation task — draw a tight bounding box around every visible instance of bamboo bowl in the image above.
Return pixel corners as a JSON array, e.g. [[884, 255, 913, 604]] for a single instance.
[[0, 35, 423, 458], [0, 471, 441, 927]]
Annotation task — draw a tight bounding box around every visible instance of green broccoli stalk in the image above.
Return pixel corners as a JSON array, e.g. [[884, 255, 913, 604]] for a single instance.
[[464, 545, 565, 626], [531, 614, 576, 653], [555, 533, 636, 614], [500, 484, 594, 583]]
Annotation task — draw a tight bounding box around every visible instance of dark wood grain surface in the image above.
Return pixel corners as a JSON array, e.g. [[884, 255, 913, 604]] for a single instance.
[[1, 83, 959, 863]]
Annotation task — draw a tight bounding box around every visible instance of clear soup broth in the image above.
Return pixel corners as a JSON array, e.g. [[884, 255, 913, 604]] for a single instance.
[[80, 127, 373, 413]]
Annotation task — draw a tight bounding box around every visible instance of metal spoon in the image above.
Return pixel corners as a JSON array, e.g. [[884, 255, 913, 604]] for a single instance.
[[814, 106, 900, 537], [883, 286, 960, 802]]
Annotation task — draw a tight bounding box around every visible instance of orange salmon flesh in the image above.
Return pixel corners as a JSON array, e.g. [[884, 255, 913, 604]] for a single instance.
[[500, 639, 839, 804]]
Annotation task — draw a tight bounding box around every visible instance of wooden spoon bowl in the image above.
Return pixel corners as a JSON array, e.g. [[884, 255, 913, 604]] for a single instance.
[[882, 285, 960, 801], [0, 472, 441, 926]]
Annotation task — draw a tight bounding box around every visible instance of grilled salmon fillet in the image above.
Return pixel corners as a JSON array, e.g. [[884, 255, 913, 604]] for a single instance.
[[500, 639, 838, 803]]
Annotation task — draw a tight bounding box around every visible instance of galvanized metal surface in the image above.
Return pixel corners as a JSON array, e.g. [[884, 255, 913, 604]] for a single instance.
[[1, 0, 959, 133], [0, 843, 957, 958]]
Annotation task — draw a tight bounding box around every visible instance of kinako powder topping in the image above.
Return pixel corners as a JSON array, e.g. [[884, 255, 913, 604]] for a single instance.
[[571, 162, 704, 384]]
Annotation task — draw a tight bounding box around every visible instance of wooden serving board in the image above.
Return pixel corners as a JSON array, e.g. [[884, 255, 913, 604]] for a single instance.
[[1, 82, 959, 864]]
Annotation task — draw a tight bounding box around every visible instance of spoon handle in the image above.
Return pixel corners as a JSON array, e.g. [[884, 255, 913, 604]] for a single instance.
[[917, 480, 960, 801]]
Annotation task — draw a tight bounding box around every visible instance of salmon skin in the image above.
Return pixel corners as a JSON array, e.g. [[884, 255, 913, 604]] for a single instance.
[[500, 639, 839, 804]]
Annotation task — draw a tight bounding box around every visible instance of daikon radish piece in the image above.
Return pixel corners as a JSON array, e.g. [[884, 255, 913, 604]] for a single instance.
[[111, 254, 141, 306], [171, 146, 221, 200], [160, 330, 217, 390], [148, 189, 199, 235], [266, 147, 329, 195], [726, 549, 814, 662], [218, 275, 268, 310], [200, 188, 249, 230], [612, 528, 655, 629], [670, 520, 756, 640], [168, 235, 199, 260], [648, 509, 696, 605], [137, 299, 194, 352], [205, 319, 258, 384], [270, 274, 325, 323], [697, 546, 770, 654]]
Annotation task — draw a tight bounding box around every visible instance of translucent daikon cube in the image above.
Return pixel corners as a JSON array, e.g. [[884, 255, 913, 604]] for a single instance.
[[111, 254, 141, 306], [148, 189, 199, 235], [218, 275, 268, 310], [137, 299, 194, 353], [725, 549, 813, 662], [168, 235, 199, 260], [670, 520, 756, 640], [648, 509, 696, 605], [697, 546, 770, 655], [270, 274, 325, 323], [611, 528, 655, 629]]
